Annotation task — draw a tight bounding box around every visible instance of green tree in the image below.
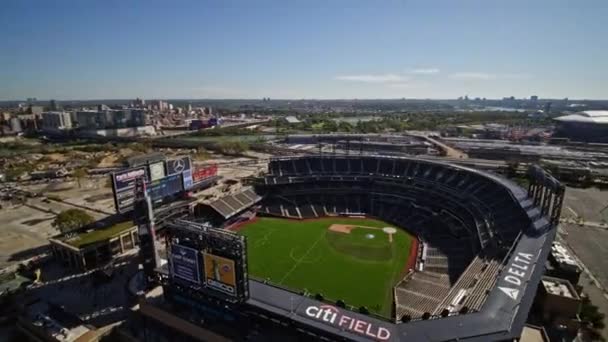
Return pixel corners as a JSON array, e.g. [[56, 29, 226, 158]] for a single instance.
[[337, 121, 353, 132], [73, 168, 87, 188], [217, 140, 249, 155], [52, 209, 94, 234], [104, 175, 113, 188]]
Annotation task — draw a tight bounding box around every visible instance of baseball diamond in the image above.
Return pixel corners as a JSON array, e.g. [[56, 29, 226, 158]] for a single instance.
[[236, 217, 414, 317]]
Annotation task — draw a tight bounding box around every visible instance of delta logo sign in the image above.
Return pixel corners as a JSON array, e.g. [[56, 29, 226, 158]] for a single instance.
[[304, 305, 391, 341]]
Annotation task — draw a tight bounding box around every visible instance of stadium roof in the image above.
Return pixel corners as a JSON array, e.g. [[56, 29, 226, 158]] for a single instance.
[[554, 110, 608, 124]]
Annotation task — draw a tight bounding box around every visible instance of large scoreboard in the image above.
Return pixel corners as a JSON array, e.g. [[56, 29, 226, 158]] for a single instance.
[[165, 220, 249, 304], [111, 156, 193, 214]]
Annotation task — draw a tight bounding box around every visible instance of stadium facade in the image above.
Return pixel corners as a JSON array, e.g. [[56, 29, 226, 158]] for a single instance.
[[131, 155, 563, 341], [554, 110, 608, 142]]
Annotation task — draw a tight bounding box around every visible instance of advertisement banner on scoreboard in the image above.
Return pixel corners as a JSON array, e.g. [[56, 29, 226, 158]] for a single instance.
[[167, 156, 191, 176], [148, 161, 166, 182], [203, 252, 237, 296], [113, 167, 147, 191], [112, 167, 148, 213], [192, 164, 218, 183], [146, 173, 183, 201], [170, 244, 201, 284], [182, 168, 193, 190]]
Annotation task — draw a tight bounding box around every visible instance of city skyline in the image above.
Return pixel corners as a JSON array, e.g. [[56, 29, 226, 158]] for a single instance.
[[1, 0, 607, 100]]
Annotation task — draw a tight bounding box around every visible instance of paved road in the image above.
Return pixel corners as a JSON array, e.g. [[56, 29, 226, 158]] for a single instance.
[[560, 218, 608, 229], [558, 228, 608, 340], [561, 223, 608, 290], [409, 133, 468, 159], [0, 205, 56, 268]]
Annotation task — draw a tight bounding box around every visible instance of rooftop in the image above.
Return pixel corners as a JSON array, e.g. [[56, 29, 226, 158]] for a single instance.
[[0, 272, 31, 295], [541, 276, 579, 299], [284, 116, 301, 124], [21, 299, 92, 342], [519, 325, 550, 342], [554, 110, 608, 124], [64, 220, 135, 248]]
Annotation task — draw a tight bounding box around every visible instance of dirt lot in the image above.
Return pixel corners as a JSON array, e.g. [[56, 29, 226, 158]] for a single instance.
[[0, 205, 59, 268]]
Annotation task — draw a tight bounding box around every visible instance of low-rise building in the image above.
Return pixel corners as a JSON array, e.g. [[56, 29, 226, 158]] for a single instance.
[[519, 324, 550, 342], [537, 276, 581, 333], [29, 168, 69, 180], [17, 298, 100, 342], [49, 220, 138, 270]]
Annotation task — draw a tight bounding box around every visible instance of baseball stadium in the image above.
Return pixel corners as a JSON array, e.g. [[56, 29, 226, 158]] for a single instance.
[[152, 154, 564, 341]]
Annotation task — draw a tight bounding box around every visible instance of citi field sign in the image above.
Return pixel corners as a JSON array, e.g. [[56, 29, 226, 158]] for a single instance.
[[304, 305, 391, 341]]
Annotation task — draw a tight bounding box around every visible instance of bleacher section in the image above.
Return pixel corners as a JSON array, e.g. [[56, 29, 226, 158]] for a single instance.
[[256, 155, 533, 322], [208, 187, 262, 220]]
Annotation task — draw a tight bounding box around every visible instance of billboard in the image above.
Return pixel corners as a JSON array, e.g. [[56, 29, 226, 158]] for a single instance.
[[148, 161, 166, 182], [182, 169, 193, 190], [203, 252, 237, 295], [193, 164, 218, 183], [113, 167, 147, 191], [165, 224, 249, 303], [171, 244, 201, 285], [146, 173, 183, 201], [112, 167, 147, 213], [167, 156, 191, 176]]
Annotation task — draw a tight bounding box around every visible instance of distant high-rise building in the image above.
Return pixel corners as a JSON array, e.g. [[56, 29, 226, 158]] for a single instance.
[[49, 99, 60, 111], [531, 95, 538, 102], [75, 110, 110, 129], [154, 100, 169, 111], [134, 97, 146, 107], [26, 97, 37, 103], [187, 103, 192, 112], [42, 111, 72, 131], [9, 117, 22, 133], [544, 102, 552, 114], [131, 109, 147, 126]]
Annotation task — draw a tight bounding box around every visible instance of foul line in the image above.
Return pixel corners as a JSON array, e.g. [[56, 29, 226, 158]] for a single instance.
[[278, 231, 326, 285]]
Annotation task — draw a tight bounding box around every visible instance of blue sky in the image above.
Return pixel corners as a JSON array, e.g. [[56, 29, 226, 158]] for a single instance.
[[1, 0, 607, 100]]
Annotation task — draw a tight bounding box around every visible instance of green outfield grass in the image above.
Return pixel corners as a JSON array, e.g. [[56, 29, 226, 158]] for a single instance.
[[237, 216, 413, 317]]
